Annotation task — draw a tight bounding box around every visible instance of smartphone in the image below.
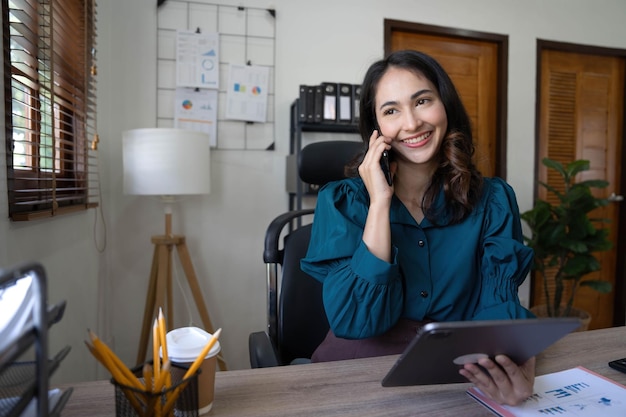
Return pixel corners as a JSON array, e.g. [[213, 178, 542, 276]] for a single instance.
[[609, 357, 626, 374], [380, 150, 393, 186], [376, 124, 393, 186]]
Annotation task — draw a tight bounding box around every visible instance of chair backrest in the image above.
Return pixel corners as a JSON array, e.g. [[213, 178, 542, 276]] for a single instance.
[[277, 223, 327, 364], [266, 140, 363, 365]]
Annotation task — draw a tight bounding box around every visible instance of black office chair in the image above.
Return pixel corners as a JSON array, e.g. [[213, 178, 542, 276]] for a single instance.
[[249, 140, 363, 368]]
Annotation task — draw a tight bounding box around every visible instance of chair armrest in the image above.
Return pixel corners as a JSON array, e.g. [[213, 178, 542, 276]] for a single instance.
[[249, 331, 280, 368]]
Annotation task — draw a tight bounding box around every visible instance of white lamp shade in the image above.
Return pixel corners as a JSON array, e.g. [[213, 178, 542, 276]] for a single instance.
[[123, 128, 211, 195]]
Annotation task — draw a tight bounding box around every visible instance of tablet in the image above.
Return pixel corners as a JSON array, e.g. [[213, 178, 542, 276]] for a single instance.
[[381, 317, 582, 387]]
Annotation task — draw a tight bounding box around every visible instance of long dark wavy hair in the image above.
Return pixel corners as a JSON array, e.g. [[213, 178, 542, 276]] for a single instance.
[[347, 49, 483, 224]]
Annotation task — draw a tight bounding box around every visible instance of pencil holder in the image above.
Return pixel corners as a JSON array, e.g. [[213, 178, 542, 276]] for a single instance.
[[111, 362, 199, 417]]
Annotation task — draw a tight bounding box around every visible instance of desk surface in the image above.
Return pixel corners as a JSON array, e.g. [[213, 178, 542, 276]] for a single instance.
[[61, 326, 626, 417]]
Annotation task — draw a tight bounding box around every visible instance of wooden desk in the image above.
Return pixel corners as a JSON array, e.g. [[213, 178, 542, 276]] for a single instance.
[[61, 326, 626, 417]]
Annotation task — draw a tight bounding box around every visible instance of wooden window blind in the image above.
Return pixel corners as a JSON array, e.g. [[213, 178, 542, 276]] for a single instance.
[[543, 71, 577, 203], [3, 0, 98, 221], [534, 70, 578, 307]]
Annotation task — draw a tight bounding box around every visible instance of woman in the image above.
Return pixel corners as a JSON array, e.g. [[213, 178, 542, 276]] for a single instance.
[[300, 50, 535, 405]]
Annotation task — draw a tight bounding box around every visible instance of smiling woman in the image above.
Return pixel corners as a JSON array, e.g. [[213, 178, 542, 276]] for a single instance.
[[300, 50, 536, 406], [3, 0, 99, 221]]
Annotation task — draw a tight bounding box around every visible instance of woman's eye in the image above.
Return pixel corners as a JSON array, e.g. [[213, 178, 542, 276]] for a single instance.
[[416, 98, 429, 106]]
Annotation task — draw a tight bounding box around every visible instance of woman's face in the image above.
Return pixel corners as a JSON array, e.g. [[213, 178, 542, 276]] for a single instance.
[[374, 67, 448, 167]]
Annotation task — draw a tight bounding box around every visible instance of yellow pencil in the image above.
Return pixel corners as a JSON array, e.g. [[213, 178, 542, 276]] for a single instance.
[[85, 341, 145, 416], [150, 361, 168, 417], [158, 309, 172, 397], [143, 362, 153, 392], [88, 330, 143, 391], [143, 363, 156, 417], [158, 308, 169, 363], [153, 318, 161, 382], [84, 341, 127, 383], [153, 360, 171, 416], [154, 360, 171, 393]]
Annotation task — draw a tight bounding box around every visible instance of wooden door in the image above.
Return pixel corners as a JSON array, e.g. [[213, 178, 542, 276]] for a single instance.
[[388, 24, 504, 177], [536, 47, 625, 329]]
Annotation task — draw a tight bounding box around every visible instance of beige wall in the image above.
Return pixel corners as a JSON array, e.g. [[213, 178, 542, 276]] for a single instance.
[[2, 0, 625, 383]]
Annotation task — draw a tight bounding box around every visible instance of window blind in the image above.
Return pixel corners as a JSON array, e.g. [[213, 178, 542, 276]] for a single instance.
[[3, 0, 98, 221]]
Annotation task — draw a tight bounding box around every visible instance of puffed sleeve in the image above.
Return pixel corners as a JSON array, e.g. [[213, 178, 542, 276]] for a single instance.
[[301, 179, 404, 339], [472, 178, 536, 320]]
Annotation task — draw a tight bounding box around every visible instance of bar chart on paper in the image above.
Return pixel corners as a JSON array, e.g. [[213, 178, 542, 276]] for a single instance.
[[467, 366, 626, 416]]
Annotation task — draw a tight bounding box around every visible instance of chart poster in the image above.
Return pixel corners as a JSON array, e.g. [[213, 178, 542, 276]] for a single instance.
[[174, 87, 218, 147], [225, 64, 270, 123], [176, 30, 219, 89]]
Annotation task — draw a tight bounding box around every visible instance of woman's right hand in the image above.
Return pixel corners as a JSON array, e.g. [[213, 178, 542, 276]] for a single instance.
[[358, 130, 395, 204], [359, 130, 395, 262]]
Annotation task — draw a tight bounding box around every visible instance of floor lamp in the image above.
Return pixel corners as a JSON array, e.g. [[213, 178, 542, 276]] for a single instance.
[[123, 128, 227, 371]]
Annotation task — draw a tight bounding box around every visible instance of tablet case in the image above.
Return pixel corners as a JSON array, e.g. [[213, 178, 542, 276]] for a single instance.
[[381, 318, 582, 386]]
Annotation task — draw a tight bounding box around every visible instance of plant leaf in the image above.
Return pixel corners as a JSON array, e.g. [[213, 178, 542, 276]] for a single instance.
[[542, 158, 566, 176], [575, 179, 609, 189], [564, 159, 590, 178], [579, 280, 613, 293]]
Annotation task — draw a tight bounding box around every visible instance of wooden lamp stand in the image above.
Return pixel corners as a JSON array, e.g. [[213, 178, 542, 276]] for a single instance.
[[135, 209, 227, 371]]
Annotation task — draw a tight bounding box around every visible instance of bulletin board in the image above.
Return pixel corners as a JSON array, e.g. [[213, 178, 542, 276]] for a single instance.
[[157, 1, 276, 150]]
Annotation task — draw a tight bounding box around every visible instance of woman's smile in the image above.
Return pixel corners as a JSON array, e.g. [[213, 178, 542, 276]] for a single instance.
[[401, 131, 432, 146]]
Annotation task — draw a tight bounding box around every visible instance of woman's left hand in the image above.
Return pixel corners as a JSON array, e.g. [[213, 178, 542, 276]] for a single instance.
[[459, 355, 535, 406]]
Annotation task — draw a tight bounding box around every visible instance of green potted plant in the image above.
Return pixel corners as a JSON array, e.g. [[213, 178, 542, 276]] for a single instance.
[[521, 158, 613, 321]]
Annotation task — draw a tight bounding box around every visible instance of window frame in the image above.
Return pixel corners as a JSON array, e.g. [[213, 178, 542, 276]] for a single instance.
[[3, 0, 98, 221]]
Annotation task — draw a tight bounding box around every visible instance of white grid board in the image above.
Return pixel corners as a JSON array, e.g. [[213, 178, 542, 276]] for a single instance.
[[157, 0, 276, 150]]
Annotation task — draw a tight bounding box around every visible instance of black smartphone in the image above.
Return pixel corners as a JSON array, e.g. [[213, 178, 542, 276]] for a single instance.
[[380, 150, 393, 186], [609, 357, 626, 374], [376, 124, 393, 186]]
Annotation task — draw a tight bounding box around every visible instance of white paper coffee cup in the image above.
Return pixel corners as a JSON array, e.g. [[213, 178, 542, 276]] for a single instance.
[[165, 327, 221, 415]]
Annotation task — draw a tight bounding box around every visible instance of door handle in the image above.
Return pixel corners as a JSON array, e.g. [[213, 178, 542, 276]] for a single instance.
[[608, 192, 624, 202]]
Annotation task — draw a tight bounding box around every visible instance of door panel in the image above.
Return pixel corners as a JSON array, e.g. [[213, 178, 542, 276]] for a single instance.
[[537, 48, 624, 329], [390, 31, 500, 177]]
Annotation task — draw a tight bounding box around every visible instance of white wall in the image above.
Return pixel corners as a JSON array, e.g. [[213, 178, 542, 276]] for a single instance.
[[2, 0, 625, 383]]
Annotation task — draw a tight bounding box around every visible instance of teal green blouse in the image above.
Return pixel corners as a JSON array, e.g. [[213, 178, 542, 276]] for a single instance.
[[301, 176, 534, 340]]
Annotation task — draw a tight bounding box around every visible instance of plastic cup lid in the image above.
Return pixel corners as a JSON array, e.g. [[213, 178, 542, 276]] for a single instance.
[[164, 326, 221, 362]]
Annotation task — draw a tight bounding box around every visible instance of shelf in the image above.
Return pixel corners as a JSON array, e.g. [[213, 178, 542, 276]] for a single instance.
[[0, 302, 66, 376], [0, 347, 71, 417], [288, 99, 361, 216], [0, 386, 73, 417], [0, 263, 72, 417], [298, 122, 358, 133]]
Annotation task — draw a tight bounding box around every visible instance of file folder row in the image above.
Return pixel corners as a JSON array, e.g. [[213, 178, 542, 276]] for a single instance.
[[298, 83, 361, 125]]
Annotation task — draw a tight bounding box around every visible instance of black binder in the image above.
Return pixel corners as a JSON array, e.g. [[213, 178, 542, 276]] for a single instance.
[[298, 85, 308, 122], [321, 82, 338, 122], [306, 85, 316, 122], [351, 84, 361, 124], [338, 83, 353, 123], [313, 85, 323, 123]]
